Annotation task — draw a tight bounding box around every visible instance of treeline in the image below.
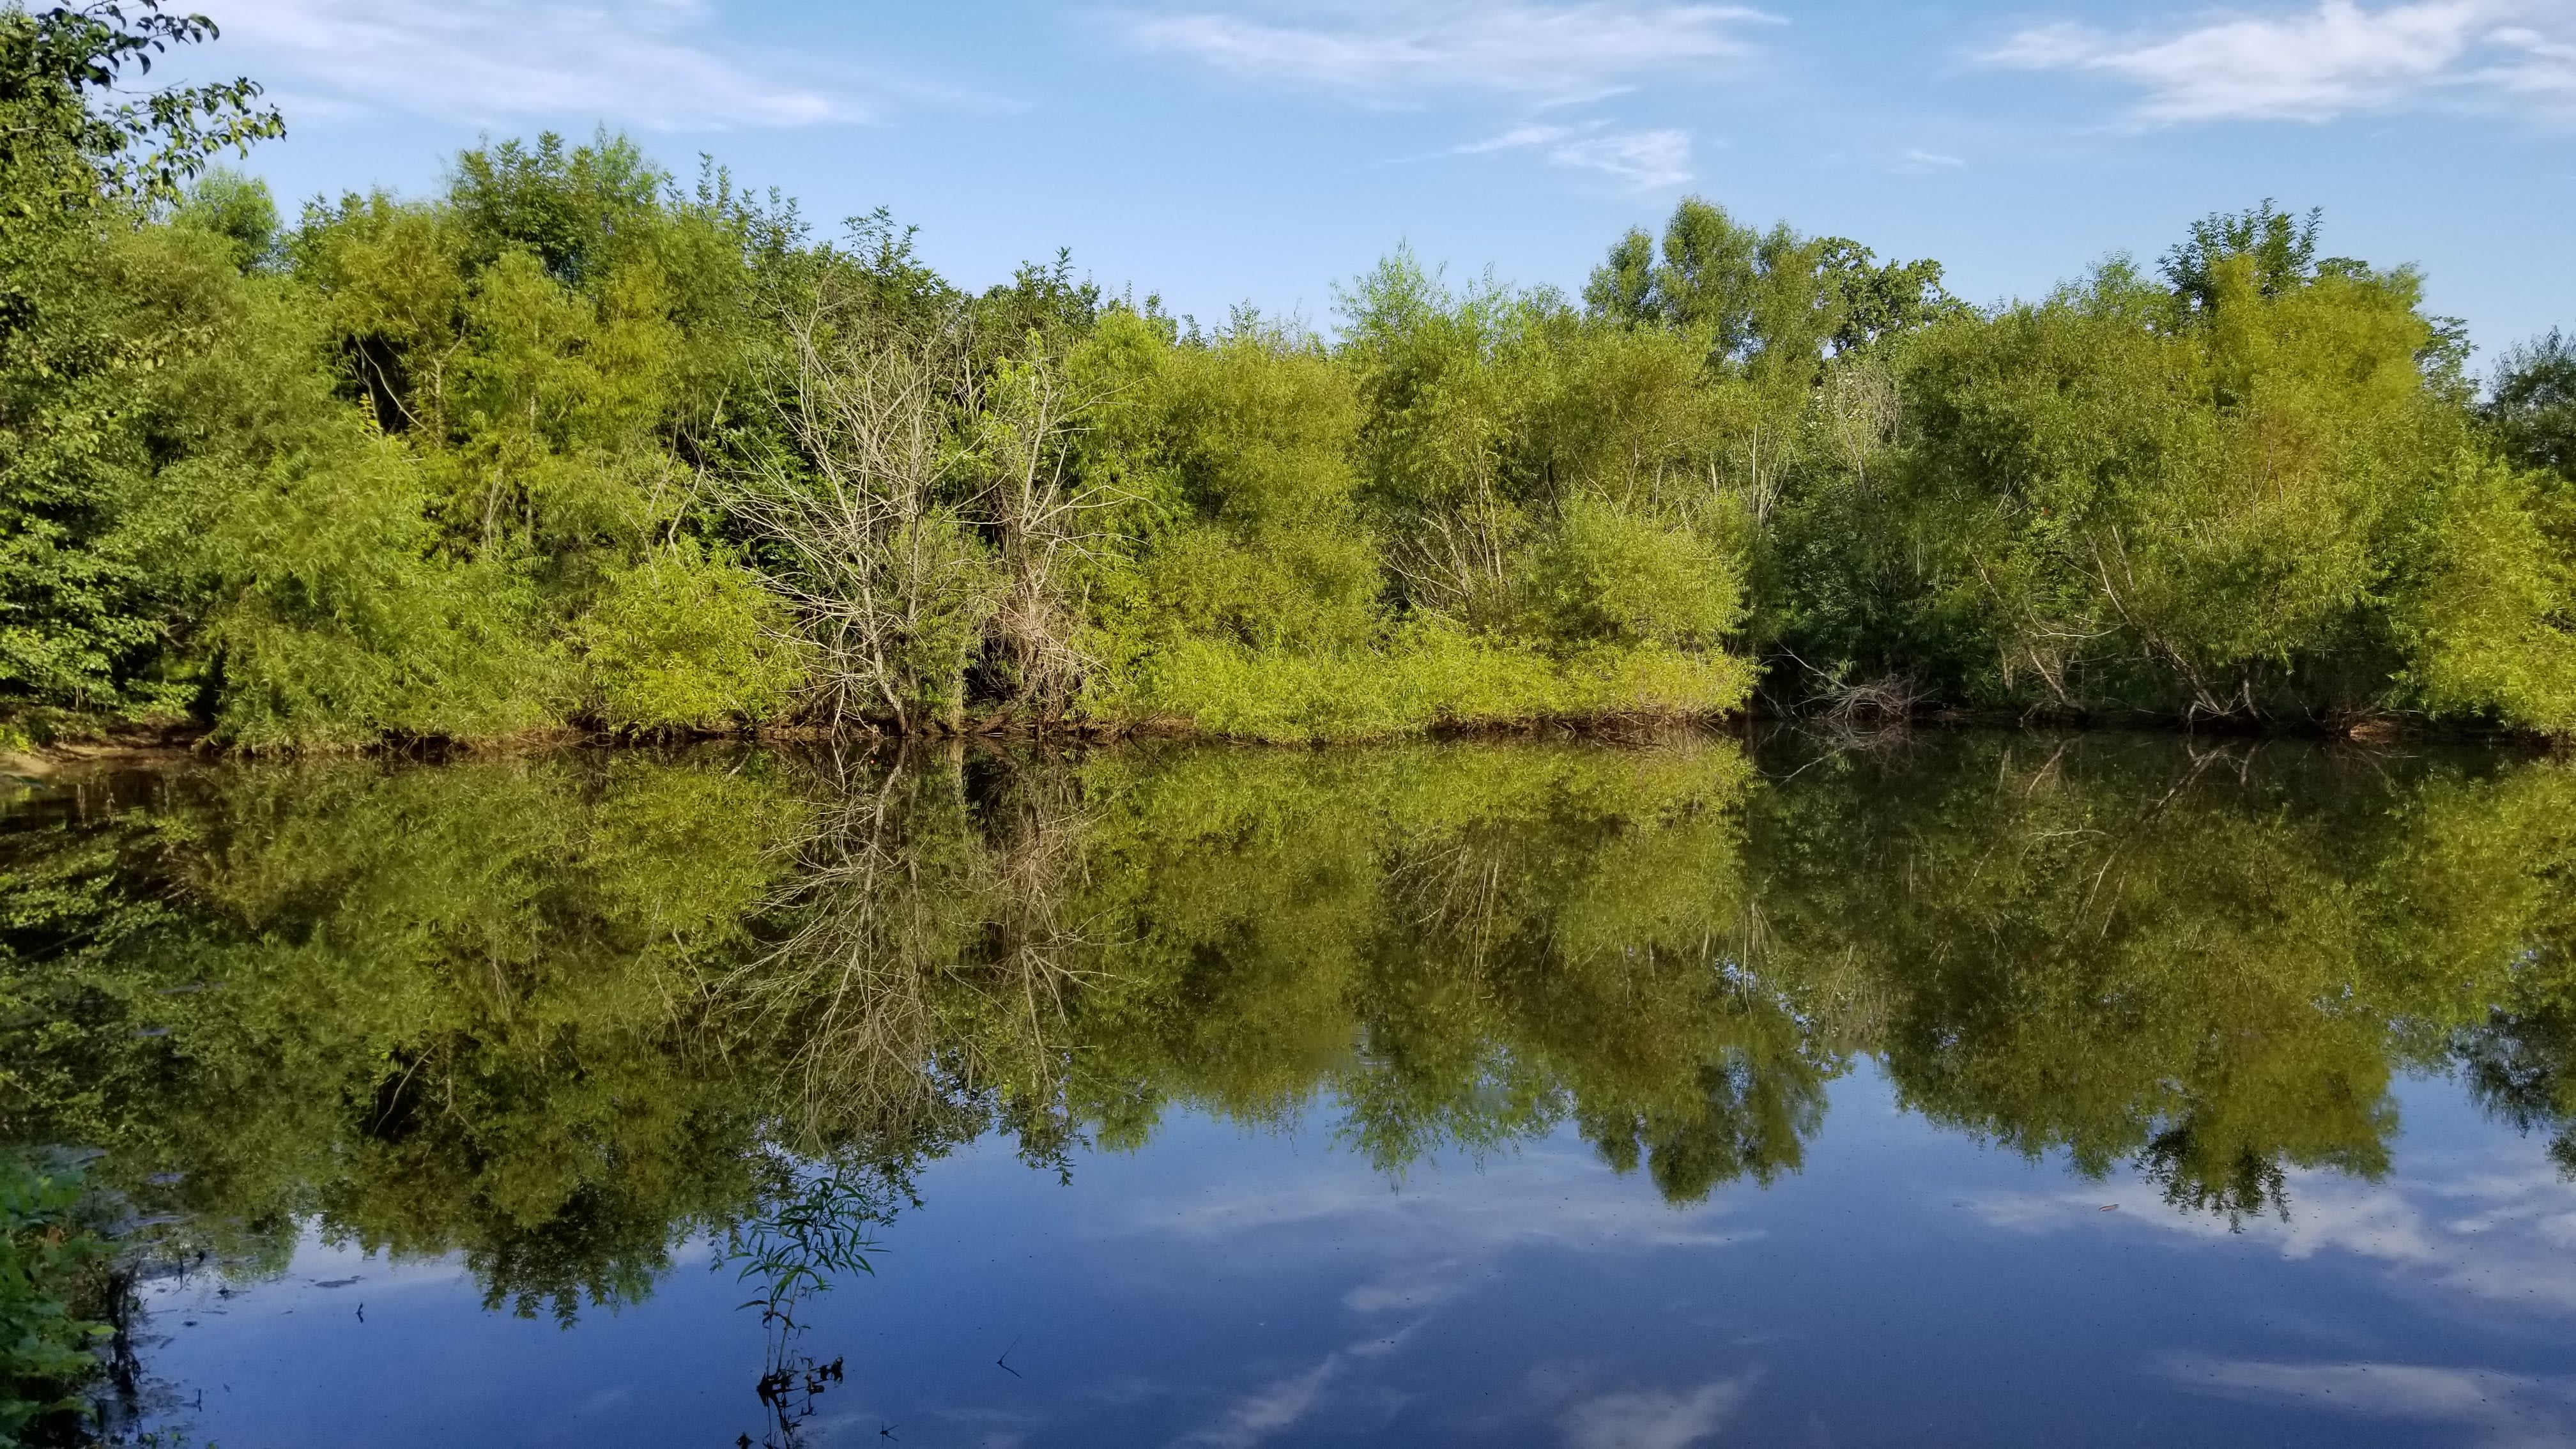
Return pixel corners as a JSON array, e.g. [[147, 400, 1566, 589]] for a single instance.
[[6, 7, 2576, 750]]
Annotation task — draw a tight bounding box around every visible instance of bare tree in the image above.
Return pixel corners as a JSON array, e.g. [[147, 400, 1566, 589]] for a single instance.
[[725, 284, 1114, 735], [1384, 473, 1518, 631], [1816, 356, 1901, 495], [727, 308, 999, 733], [957, 354, 1120, 724]]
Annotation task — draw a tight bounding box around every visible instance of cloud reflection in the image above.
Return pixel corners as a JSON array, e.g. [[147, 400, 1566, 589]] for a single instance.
[[1560, 1373, 1759, 1449], [2165, 1355, 2576, 1448], [1961, 1158, 2576, 1312], [1135, 1138, 1764, 1444]]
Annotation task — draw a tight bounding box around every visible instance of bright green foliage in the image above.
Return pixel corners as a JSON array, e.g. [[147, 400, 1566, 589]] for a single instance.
[[172, 166, 276, 267], [1520, 493, 1740, 649], [126, 212, 560, 746], [1898, 254, 2431, 714], [1077, 307, 1379, 658], [1798, 206, 2572, 728], [0, 210, 172, 728], [1574, 197, 2576, 734], [1071, 306, 1397, 735], [0, 110, 823, 745], [574, 542, 802, 734], [1062, 288, 1754, 740], [289, 135, 770, 585], [1239, 251, 1761, 736], [2385, 454, 2576, 733]]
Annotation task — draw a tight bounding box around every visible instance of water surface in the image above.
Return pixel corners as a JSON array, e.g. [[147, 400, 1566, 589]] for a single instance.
[[7, 732, 2575, 1447]]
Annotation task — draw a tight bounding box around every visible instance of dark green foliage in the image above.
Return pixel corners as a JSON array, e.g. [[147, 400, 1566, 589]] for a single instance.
[[449, 131, 661, 285], [1584, 197, 1959, 379], [2160, 198, 2320, 313], [0, 1, 279, 214], [0, 1153, 112, 1447], [2490, 328, 2576, 483], [0, 1, 277, 739]]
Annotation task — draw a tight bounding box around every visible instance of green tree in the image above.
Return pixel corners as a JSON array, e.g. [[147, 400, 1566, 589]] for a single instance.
[[0, 0, 278, 739], [2488, 328, 2576, 484]]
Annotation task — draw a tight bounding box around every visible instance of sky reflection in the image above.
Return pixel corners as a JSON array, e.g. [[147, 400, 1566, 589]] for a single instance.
[[126, 1067, 2576, 1449]]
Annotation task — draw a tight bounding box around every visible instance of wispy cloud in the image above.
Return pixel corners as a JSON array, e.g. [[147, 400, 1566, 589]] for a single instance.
[[1961, 1159, 2576, 1310], [2163, 1356, 2576, 1448], [1559, 1374, 1759, 1449], [1989, 0, 2576, 124], [1135, 1140, 1758, 1252], [1171, 1354, 1345, 1449], [1459, 122, 1695, 187], [1169, 1316, 1426, 1448], [206, 0, 900, 130], [1126, 2, 1779, 105], [1147, 1139, 1762, 1448]]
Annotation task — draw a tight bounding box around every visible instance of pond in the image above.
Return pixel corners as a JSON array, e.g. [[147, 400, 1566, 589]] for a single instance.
[[6, 731, 2576, 1448]]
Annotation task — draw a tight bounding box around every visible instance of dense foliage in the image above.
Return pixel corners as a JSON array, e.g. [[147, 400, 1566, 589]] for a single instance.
[[0, 1153, 113, 1448], [0, 9, 2569, 747]]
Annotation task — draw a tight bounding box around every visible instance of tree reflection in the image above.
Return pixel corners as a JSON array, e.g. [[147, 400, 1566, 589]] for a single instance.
[[5, 730, 2576, 1350]]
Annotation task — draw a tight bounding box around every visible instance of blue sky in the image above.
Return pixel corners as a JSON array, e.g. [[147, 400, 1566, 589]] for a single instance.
[[176, 2, 2576, 364]]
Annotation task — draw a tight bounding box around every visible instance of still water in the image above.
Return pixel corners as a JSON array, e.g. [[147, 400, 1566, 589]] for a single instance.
[[7, 732, 2576, 1447]]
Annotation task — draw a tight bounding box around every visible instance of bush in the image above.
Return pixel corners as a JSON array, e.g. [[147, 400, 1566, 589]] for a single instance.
[[1519, 496, 1743, 650], [0, 1154, 112, 1448], [1096, 624, 1752, 742], [2389, 454, 2576, 734], [576, 542, 804, 734]]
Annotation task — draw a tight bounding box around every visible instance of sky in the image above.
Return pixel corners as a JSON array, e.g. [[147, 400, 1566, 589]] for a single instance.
[[164, 1, 2576, 364]]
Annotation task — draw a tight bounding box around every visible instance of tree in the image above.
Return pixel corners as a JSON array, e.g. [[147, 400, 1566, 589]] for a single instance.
[[0, 1, 280, 737], [2489, 328, 2576, 483], [0, 1, 279, 213], [2159, 199, 2320, 314], [1584, 197, 1956, 379]]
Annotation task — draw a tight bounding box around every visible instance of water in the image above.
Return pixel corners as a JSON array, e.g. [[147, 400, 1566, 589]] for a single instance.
[[6, 732, 2575, 1447]]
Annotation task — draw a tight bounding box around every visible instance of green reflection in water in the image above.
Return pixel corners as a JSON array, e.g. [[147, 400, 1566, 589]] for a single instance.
[[4, 732, 2575, 1336]]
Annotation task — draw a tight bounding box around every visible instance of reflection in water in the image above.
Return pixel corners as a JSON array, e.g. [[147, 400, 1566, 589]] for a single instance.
[[4, 732, 2576, 1440]]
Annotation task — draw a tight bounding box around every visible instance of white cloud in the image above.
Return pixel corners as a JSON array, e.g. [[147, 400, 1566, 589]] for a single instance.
[[2163, 1356, 2576, 1448], [206, 0, 891, 131], [1961, 1160, 2576, 1310], [1559, 1375, 1758, 1449], [2487, 22, 2576, 95], [1459, 122, 1696, 187], [1170, 1355, 1344, 1449], [1989, 1, 2576, 124], [1126, 2, 1779, 104], [1167, 1318, 1426, 1447], [1130, 1140, 1757, 1254], [1133, 1140, 1763, 1446]]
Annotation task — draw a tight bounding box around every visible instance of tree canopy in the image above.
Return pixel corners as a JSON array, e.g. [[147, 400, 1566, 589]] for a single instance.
[[0, 17, 2567, 748]]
